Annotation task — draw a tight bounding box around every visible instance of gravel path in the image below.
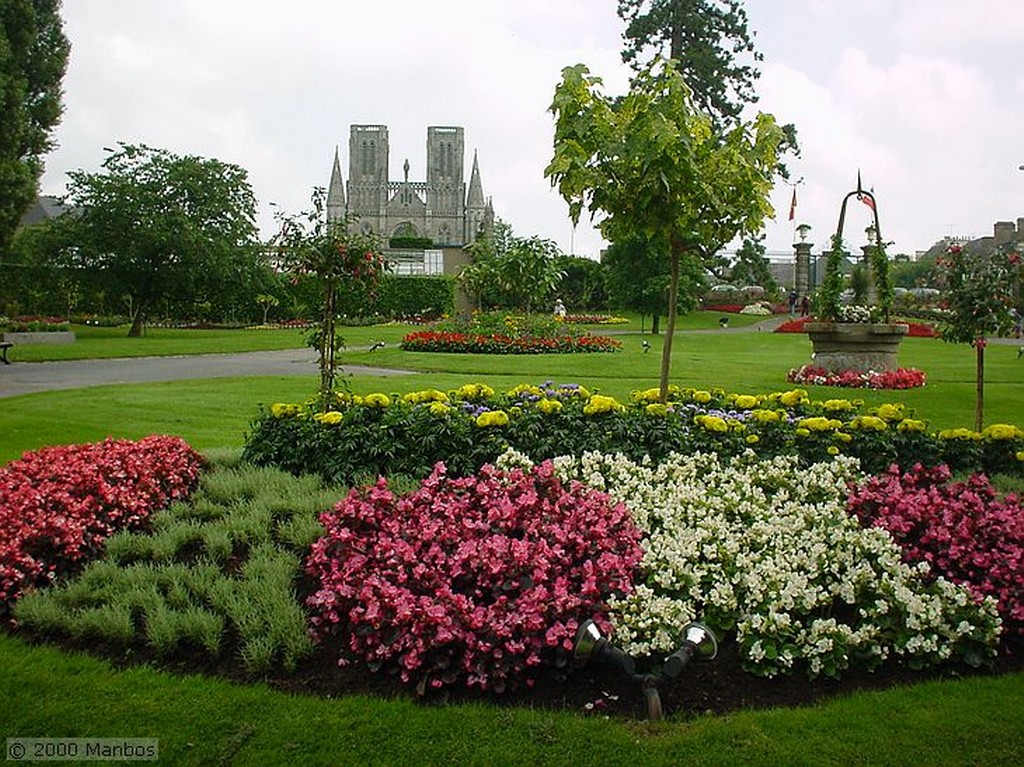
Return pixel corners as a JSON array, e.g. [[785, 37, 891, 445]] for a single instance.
[[0, 348, 414, 399]]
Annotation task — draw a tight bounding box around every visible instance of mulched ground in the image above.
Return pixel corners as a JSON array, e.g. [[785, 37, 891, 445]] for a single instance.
[[9, 618, 1022, 721]]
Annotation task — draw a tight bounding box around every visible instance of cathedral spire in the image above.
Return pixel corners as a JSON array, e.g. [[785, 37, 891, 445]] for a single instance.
[[466, 150, 485, 209], [326, 147, 346, 223]]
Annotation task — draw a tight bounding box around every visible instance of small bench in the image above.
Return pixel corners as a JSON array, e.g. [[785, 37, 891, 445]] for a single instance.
[[0, 341, 12, 364]]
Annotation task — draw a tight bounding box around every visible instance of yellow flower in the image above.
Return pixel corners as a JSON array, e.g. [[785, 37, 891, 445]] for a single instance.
[[981, 423, 1024, 441], [583, 394, 624, 415], [745, 434, 760, 445], [692, 390, 713, 404], [313, 411, 343, 425], [780, 389, 809, 408], [827, 446, 840, 455], [797, 416, 843, 432], [456, 383, 495, 401], [876, 403, 905, 422], [850, 416, 887, 432], [823, 399, 854, 412], [645, 403, 669, 417], [270, 403, 301, 418], [428, 401, 451, 416], [897, 419, 927, 433], [696, 415, 729, 433], [751, 409, 780, 424], [506, 384, 543, 398], [363, 393, 391, 408], [538, 398, 564, 415], [938, 428, 981, 441], [475, 410, 509, 428], [835, 432, 853, 443], [631, 387, 662, 404], [1016, 451, 1024, 462], [732, 394, 759, 409], [403, 388, 449, 404], [795, 427, 810, 437]]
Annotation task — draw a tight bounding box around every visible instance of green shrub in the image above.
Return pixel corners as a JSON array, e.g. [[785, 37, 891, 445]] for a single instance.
[[13, 463, 342, 674], [243, 384, 1024, 487]]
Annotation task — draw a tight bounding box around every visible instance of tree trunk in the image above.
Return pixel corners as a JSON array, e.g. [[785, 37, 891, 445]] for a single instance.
[[975, 342, 985, 432], [319, 278, 337, 407], [651, 314, 660, 335], [127, 304, 146, 337], [659, 250, 681, 403]]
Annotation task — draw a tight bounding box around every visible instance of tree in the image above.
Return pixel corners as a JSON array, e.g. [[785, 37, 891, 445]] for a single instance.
[[256, 293, 279, 325], [727, 234, 778, 294], [938, 242, 1021, 431], [461, 218, 565, 314], [0, 0, 70, 255], [554, 254, 607, 311], [547, 58, 784, 401], [602, 234, 702, 333], [617, 0, 760, 127], [50, 143, 262, 336], [493, 236, 564, 315], [273, 188, 386, 407]]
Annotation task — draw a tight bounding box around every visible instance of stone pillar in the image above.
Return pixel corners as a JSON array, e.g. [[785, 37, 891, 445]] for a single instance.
[[793, 241, 813, 296], [860, 244, 877, 306]]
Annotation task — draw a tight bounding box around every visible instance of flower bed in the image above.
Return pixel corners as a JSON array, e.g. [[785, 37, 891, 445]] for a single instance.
[[787, 364, 926, 389], [775, 316, 938, 337], [562, 314, 629, 325], [401, 330, 621, 354], [0, 436, 204, 613], [243, 382, 1024, 485], [498, 449, 1001, 678], [402, 311, 621, 354], [848, 463, 1024, 635], [306, 461, 642, 693]]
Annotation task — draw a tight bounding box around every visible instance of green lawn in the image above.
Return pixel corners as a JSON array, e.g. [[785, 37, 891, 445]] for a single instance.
[[3, 632, 1022, 766], [3, 318, 1024, 765]]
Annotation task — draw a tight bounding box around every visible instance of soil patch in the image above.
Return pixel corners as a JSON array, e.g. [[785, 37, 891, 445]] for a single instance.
[[9, 620, 1022, 721]]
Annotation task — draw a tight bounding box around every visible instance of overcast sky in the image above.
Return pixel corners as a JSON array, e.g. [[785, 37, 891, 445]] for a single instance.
[[39, 0, 1024, 262]]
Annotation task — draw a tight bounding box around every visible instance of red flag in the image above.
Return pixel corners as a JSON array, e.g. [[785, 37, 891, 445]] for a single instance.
[[788, 187, 797, 221], [858, 189, 876, 211]]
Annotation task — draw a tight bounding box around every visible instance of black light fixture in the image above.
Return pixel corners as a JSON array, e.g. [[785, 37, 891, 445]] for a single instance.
[[573, 619, 718, 720]]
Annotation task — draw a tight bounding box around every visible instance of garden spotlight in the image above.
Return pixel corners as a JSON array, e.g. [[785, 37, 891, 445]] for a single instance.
[[573, 619, 717, 720]]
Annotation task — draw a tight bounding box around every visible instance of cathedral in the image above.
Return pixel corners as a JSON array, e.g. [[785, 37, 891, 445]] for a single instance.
[[326, 125, 493, 247]]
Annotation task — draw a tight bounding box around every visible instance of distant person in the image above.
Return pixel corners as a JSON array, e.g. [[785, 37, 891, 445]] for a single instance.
[[800, 296, 810, 317], [553, 298, 566, 319], [788, 290, 798, 315]]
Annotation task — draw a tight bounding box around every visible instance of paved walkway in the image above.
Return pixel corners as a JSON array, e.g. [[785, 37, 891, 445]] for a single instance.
[[0, 348, 414, 399], [4, 319, 1017, 399]]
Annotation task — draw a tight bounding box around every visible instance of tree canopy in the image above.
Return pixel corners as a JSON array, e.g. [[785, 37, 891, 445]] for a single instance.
[[602, 235, 701, 333], [546, 58, 784, 400], [938, 242, 1022, 430], [0, 0, 70, 254], [617, 0, 760, 126], [461, 219, 565, 314], [51, 143, 263, 335]]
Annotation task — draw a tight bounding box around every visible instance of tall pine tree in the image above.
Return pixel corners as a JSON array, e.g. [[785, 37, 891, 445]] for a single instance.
[[0, 0, 70, 254], [617, 0, 760, 127]]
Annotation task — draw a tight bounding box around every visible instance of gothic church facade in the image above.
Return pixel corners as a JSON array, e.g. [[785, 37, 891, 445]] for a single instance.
[[326, 125, 492, 247]]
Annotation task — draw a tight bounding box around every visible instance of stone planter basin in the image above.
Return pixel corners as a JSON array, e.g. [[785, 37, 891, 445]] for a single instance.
[[805, 322, 908, 373], [3, 330, 76, 345]]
